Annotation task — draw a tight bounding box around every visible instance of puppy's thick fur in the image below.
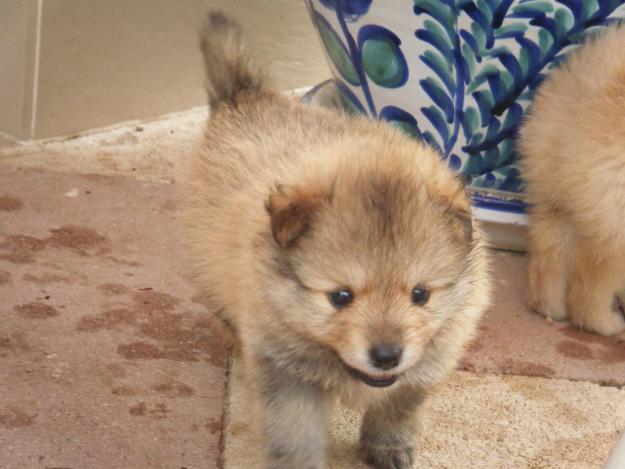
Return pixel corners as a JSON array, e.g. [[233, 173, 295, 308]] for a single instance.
[[181, 13, 491, 468], [519, 24, 625, 336]]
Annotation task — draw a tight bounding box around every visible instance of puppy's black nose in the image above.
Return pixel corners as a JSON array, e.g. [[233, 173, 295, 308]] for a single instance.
[[369, 344, 402, 370]]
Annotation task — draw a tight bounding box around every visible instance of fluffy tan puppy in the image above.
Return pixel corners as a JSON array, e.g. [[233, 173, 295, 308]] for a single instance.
[[520, 25, 625, 336], [180, 12, 491, 469]]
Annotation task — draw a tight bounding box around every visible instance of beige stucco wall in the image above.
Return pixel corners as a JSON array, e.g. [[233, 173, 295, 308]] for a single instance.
[[0, 0, 39, 139], [0, 0, 329, 140]]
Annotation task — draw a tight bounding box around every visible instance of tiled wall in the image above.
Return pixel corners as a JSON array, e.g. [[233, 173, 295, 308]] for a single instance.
[[0, 0, 329, 140]]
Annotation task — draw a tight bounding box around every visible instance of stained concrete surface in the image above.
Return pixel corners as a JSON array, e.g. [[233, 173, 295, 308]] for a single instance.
[[0, 168, 228, 469]]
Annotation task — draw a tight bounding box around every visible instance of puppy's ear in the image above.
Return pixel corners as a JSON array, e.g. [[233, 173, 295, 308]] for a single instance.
[[449, 197, 473, 242], [432, 178, 473, 242], [265, 183, 330, 248]]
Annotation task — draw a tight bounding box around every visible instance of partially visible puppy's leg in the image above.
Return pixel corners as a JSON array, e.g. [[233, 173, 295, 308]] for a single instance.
[[360, 385, 427, 469], [250, 354, 329, 469], [527, 208, 573, 321], [567, 241, 625, 335]]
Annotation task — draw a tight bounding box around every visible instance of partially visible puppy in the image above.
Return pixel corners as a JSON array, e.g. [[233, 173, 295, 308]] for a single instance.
[[180, 12, 491, 468], [519, 24, 625, 336]]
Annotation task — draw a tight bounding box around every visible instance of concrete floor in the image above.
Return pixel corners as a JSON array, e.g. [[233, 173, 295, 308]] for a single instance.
[[0, 167, 227, 468], [1, 111, 625, 468]]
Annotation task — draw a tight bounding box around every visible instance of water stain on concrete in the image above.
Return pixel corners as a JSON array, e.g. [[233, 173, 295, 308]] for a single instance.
[[14, 302, 59, 319], [77, 288, 228, 366], [206, 418, 222, 434], [0, 235, 46, 263], [129, 401, 169, 419], [76, 307, 135, 332], [129, 402, 147, 416], [0, 406, 36, 428], [556, 340, 595, 360], [0, 196, 23, 212], [77, 290, 179, 331], [118, 341, 166, 360], [99, 283, 129, 295], [117, 338, 218, 363], [139, 312, 228, 366], [133, 290, 180, 313], [22, 272, 70, 285], [0, 269, 10, 284], [152, 379, 194, 398], [560, 326, 625, 364], [48, 225, 106, 253], [0, 225, 107, 264], [0, 332, 31, 357]]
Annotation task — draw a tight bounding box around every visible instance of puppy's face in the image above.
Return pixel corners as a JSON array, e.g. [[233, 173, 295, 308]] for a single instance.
[[264, 147, 474, 388]]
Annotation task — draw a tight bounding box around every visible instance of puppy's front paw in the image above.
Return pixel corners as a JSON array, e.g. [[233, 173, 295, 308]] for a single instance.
[[576, 308, 625, 336], [528, 289, 568, 322], [527, 260, 568, 322], [361, 443, 414, 469]]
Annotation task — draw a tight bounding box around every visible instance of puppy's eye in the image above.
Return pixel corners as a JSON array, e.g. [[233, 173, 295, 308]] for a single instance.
[[411, 286, 430, 306], [328, 288, 354, 308]]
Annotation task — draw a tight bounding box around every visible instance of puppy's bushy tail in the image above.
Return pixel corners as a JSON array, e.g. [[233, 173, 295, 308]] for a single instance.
[[199, 12, 269, 111]]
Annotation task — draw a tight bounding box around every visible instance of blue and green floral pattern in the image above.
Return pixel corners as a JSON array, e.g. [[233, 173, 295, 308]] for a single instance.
[[307, 0, 625, 194]]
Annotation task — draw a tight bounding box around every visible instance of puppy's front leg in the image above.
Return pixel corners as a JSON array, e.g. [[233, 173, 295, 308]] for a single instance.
[[253, 355, 328, 469], [360, 385, 426, 469]]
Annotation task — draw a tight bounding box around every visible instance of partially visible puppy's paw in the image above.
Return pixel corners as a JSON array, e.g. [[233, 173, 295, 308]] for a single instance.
[[571, 307, 625, 336], [529, 296, 568, 322], [361, 444, 414, 469], [527, 272, 568, 322]]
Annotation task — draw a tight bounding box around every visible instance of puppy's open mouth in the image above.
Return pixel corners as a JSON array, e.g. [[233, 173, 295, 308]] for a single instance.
[[345, 365, 398, 388]]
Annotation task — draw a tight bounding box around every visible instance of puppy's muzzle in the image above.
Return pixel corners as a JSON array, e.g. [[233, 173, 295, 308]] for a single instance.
[[369, 343, 402, 370]]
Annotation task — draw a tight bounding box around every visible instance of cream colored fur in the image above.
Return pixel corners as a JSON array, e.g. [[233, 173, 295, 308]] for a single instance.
[[520, 24, 625, 336]]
